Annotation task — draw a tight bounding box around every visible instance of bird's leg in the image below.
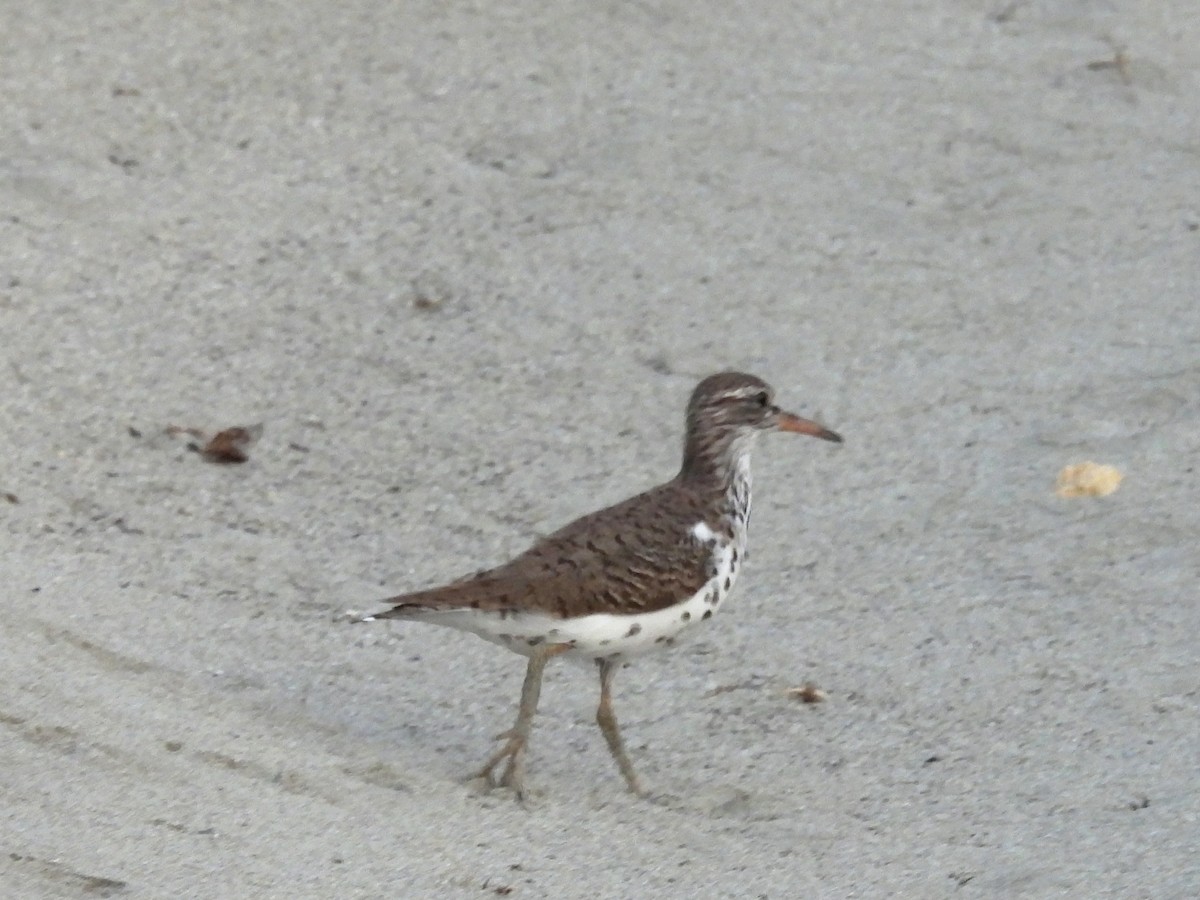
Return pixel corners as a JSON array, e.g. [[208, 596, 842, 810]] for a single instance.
[[595, 658, 646, 796], [476, 643, 568, 799]]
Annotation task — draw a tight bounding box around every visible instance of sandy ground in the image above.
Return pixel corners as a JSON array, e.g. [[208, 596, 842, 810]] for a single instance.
[[3, 1, 1198, 897]]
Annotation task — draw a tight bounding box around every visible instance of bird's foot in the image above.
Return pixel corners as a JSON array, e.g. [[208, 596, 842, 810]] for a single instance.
[[624, 774, 650, 799], [474, 730, 530, 800]]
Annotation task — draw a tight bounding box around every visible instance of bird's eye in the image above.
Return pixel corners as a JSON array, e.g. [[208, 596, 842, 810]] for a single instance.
[[755, 392, 769, 407]]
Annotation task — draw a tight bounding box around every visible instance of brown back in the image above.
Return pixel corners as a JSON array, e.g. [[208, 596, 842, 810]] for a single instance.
[[376, 479, 715, 619]]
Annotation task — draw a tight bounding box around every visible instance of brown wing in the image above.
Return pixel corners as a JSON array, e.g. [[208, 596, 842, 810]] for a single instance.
[[374, 480, 714, 620]]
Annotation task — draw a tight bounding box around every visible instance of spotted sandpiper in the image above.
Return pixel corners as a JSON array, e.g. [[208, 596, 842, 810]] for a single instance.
[[361, 372, 841, 799]]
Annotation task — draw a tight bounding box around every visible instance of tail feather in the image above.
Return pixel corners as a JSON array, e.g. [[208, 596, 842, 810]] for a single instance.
[[359, 578, 507, 621]]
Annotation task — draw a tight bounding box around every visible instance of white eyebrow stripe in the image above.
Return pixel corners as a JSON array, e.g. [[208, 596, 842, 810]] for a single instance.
[[719, 386, 769, 401]]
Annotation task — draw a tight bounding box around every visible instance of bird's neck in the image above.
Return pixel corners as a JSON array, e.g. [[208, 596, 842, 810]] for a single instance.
[[679, 430, 755, 522]]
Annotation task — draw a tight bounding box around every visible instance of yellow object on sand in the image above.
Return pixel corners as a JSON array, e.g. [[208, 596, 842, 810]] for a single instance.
[[1055, 462, 1123, 498]]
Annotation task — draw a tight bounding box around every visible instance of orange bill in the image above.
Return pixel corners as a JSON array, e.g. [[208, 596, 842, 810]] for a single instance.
[[776, 411, 842, 443]]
